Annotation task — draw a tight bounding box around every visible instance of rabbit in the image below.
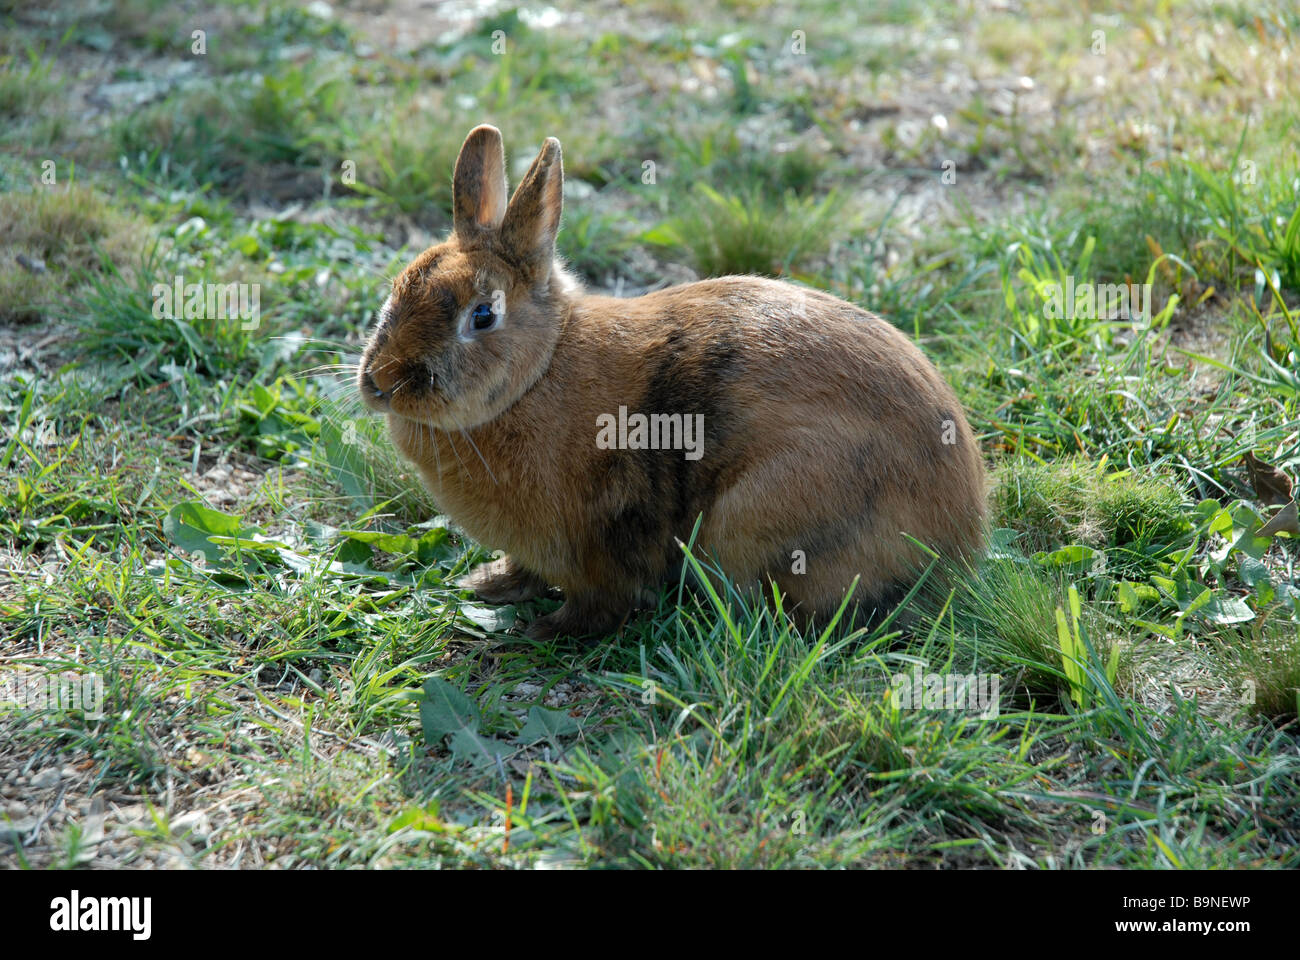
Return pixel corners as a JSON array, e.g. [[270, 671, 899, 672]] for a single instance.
[[357, 124, 986, 641]]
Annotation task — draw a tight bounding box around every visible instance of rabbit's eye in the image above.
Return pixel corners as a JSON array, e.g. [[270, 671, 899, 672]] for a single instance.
[[470, 302, 497, 331]]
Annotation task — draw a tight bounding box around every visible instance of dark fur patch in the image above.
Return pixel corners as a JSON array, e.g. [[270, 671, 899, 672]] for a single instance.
[[591, 331, 739, 587], [835, 579, 912, 637], [773, 440, 884, 577]]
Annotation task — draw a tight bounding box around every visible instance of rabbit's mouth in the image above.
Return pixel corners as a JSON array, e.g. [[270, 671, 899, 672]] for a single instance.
[[360, 360, 424, 406], [360, 363, 486, 432]]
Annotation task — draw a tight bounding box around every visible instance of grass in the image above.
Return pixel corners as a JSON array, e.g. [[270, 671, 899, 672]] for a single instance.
[[991, 458, 1192, 570], [0, 44, 59, 120], [0, 0, 1298, 870], [0, 183, 144, 321], [644, 184, 841, 276]]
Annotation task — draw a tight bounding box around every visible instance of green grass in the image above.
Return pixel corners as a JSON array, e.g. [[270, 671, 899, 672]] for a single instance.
[[645, 184, 842, 276], [0, 44, 59, 120], [1, 0, 1299, 870], [991, 459, 1192, 569], [0, 183, 145, 321]]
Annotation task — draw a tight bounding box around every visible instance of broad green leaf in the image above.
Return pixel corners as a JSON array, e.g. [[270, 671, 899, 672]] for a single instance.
[[1229, 504, 1272, 559], [414, 527, 455, 563], [459, 603, 517, 633], [448, 728, 510, 769], [1198, 593, 1255, 624], [339, 529, 417, 554], [1238, 556, 1272, 588], [518, 705, 581, 744], [1135, 618, 1182, 640], [1116, 581, 1143, 614], [418, 676, 482, 742], [387, 803, 443, 833], [1033, 544, 1098, 575], [163, 502, 260, 562], [1193, 499, 1233, 536]]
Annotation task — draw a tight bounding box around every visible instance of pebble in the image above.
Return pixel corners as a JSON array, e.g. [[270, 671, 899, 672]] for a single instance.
[[5, 801, 26, 818], [1, 816, 36, 836], [172, 811, 212, 840], [115, 804, 146, 825], [30, 768, 60, 789]]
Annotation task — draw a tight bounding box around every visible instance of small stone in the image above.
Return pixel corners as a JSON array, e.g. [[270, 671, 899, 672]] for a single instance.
[[30, 768, 60, 789], [172, 811, 212, 840], [16, 253, 47, 274], [5, 801, 26, 817], [114, 804, 146, 824]]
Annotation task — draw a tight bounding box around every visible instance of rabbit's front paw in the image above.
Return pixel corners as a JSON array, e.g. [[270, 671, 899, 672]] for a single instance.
[[524, 598, 628, 643], [459, 555, 549, 603]]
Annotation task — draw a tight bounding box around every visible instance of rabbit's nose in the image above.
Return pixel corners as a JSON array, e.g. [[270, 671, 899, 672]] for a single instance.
[[363, 367, 389, 400]]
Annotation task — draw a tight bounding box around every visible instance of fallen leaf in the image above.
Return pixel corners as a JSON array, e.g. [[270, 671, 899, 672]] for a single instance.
[[1242, 451, 1293, 507], [1259, 501, 1300, 537]]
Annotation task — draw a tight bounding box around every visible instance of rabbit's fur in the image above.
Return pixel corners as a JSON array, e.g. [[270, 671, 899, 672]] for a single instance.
[[359, 125, 986, 641]]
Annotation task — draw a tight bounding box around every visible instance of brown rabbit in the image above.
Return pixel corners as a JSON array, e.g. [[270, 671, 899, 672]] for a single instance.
[[358, 124, 986, 641]]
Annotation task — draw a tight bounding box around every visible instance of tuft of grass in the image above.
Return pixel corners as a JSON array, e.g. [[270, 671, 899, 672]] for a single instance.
[[0, 183, 143, 321], [1214, 614, 1300, 722], [0, 45, 57, 120], [59, 244, 263, 379], [992, 458, 1192, 564], [940, 556, 1119, 710], [113, 67, 347, 196], [644, 184, 840, 277], [660, 126, 829, 198]]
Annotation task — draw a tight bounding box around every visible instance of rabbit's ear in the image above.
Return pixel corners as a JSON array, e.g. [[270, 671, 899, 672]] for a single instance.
[[500, 136, 562, 273], [453, 125, 508, 233]]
